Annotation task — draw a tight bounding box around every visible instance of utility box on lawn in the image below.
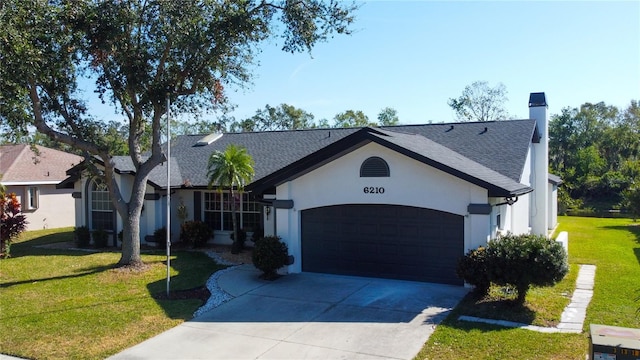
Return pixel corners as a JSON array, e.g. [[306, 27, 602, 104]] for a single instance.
[[590, 324, 640, 360]]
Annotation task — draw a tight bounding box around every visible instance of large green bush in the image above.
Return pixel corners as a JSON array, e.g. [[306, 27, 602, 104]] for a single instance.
[[456, 246, 490, 296], [486, 233, 568, 305], [180, 221, 212, 248], [457, 233, 568, 304], [252, 236, 288, 279]]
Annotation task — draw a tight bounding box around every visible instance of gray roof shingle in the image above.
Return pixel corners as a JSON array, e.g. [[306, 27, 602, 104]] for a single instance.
[[91, 120, 538, 196]]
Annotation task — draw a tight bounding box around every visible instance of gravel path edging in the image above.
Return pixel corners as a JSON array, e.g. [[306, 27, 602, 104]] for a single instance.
[[192, 251, 243, 318]]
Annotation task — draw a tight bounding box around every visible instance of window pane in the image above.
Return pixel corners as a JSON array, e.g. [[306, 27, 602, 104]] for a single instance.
[[204, 211, 221, 231], [222, 212, 233, 231], [242, 212, 260, 231]]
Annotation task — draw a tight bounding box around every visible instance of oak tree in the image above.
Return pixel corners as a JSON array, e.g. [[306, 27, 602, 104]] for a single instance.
[[0, 0, 357, 266]]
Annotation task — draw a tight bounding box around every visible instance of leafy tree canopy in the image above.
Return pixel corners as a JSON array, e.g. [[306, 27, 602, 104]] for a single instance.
[[333, 109, 375, 128], [0, 0, 357, 266], [448, 81, 510, 122], [229, 103, 316, 132], [377, 107, 399, 126], [549, 100, 640, 212]]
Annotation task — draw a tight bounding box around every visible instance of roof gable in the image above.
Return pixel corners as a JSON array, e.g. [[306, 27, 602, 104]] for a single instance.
[[247, 127, 533, 197]]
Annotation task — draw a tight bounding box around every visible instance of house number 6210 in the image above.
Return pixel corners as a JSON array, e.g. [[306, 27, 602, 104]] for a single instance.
[[363, 186, 385, 194]]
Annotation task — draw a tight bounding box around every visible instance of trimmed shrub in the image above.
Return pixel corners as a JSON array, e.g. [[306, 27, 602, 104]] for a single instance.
[[486, 233, 568, 305], [153, 227, 167, 243], [180, 221, 212, 248], [92, 229, 109, 248], [456, 246, 490, 295], [74, 226, 91, 248], [252, 236, 288, 280]]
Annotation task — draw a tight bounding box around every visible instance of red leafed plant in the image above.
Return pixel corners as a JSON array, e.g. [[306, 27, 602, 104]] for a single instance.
[[1, 192, 28, 258]]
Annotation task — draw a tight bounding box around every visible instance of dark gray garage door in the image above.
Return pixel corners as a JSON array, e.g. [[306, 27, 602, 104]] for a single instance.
[[301, 204, 464, 285]]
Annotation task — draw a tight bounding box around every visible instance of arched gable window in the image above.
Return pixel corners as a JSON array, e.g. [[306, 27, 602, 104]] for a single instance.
[[89, 178, 114, 231], [360, 156, 390, 177]]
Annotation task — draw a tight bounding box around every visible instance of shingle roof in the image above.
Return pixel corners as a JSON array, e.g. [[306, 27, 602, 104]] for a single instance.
[[370, 128, 533, 196], [384, 119, 537, 182], [0, 144, 83, 184], [165, 128, 359, 188], [68, 120, 539, 196]]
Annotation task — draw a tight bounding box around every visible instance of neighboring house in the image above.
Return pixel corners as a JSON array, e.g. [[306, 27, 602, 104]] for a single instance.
[[1, 144, 83, 231], [60, 92, 560, 285]]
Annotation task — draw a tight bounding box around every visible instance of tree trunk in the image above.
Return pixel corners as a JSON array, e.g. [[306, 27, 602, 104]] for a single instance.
[[515, 283, 529, 306], [230, 188, 240, 254], [116, 174, 147, 267]]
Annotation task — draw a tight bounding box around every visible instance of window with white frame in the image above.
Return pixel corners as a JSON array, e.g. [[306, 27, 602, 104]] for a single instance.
[[25, 186, 39, 210], [203, 192, 261, 231], [90, 178, 114, 231]]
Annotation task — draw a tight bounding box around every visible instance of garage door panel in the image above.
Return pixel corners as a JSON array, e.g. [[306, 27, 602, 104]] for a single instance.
[[301, 204, 464, 285]]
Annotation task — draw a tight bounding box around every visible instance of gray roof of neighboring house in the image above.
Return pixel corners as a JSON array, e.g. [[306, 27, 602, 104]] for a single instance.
[[62, 119, 542, 196]]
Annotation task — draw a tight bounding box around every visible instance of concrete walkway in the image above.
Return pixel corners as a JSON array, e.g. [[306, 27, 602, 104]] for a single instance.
[[109, 265, 468, 359], [459, 264, 596, 333]]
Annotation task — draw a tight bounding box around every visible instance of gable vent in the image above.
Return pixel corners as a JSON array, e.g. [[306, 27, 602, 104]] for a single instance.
[[195, 133, 223, 146], [360, 156, 390, 177]]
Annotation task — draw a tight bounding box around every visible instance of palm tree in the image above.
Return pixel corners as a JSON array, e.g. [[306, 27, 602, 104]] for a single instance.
[[207, 144, 255, 254]]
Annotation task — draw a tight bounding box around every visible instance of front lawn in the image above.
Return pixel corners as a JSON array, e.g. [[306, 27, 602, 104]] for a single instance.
[[0, 228, 224, 360], [416, 216, 640, 360]]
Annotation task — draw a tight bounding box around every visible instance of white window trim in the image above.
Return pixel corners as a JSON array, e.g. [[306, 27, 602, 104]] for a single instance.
[[25, 186, 39, 211], [203, 191, 260, 231]]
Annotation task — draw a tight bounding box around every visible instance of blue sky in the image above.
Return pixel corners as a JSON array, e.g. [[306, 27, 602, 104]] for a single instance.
[[222, 1, 640, 125]]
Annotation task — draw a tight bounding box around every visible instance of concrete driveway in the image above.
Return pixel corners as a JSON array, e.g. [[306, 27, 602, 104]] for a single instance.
[[109, 265, 468, 360]]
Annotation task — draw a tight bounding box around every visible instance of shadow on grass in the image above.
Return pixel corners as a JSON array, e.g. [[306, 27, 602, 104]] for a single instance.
[[0, 295, 146, 321], [603, 224, 640, 243], [603, 224, 640, 265], [9, 230, 98, 258], [146, 251, 225, 320], [447, 290, 537, 330], [0, 264, 115, 288]]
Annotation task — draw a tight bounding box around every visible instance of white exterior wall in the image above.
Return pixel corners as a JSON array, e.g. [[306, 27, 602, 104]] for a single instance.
[[273, 143, 490, 274], [548, 183, 558, 230], [73, 173, 172, 244], [73, 180, 84, 228], [530, 104, 549, 236], [6, 184, 77, 230], [493, 146, 533, 236]]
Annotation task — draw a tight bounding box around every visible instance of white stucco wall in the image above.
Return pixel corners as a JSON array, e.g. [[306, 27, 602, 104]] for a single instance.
[[530, 104, 549, 235], [504, 145, 533, 235], [6, 184, 77, 230], [73, 174, 173, 244], [548, 183, 558, 230], [273, 142, 490, 274]]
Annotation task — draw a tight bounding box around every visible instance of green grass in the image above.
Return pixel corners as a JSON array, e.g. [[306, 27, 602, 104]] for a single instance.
[[0, 228, 225, 360], [416, 216, 640, 360]]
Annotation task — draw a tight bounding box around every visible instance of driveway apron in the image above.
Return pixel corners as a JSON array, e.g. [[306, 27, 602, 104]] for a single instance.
[[109, 265, 468, 360]]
